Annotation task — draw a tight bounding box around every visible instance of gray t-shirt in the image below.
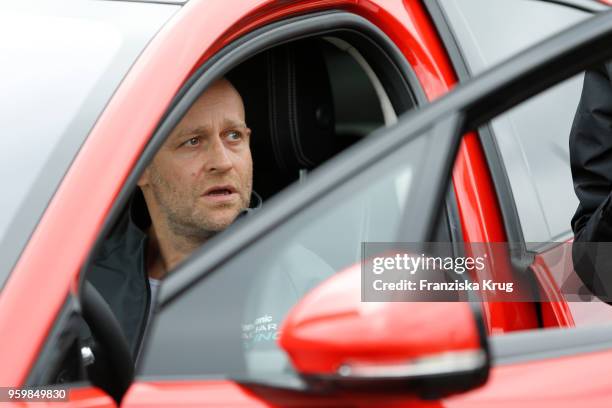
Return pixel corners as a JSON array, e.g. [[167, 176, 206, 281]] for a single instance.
[[135, 277, 161, 366]]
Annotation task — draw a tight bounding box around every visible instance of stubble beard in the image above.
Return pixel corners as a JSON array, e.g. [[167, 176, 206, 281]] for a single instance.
[[149, 167, 251, 246]]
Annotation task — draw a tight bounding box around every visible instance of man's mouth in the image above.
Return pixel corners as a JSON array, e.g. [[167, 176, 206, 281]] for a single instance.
[[202, 185, 238, 202], [206, 188, 233, 196]]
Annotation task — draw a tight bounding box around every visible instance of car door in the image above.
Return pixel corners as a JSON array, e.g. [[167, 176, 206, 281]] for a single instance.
[[130, 8, 612, 407], [7, 0, 461, 404]]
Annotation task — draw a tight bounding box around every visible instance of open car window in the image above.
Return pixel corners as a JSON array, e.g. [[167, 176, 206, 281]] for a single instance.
[[73, 11, 447, 391], [139, 125, 435, 378]]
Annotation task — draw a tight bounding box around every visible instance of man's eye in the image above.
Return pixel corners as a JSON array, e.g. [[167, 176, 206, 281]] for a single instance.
[[183, 137, 200, 147], [226, 131, 242, 142]]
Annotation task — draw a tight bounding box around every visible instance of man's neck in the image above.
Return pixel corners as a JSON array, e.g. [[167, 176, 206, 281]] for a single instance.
[[145, 225, 209, 280]]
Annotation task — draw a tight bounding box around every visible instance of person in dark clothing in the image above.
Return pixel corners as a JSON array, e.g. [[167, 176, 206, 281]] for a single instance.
[[570, 62, 612, 302], [84, 78, 260, 360]]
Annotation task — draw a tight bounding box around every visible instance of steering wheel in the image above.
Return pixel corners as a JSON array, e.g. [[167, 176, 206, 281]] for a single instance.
[[81, 281, 134, 403]]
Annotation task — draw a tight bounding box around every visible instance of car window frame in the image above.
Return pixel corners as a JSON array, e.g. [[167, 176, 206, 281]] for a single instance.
[[77, 9, 431, 299], [25, 8, 442, 395]]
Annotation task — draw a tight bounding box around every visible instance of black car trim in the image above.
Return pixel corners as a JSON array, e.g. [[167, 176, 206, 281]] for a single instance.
[[397, 112, 464, 242], [477, 125, 527, 245], [422, 0, 471, 82], [446, 182, 465, 251]]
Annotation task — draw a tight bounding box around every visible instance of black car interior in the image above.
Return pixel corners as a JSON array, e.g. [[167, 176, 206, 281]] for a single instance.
[[227, 37, 388, 201]]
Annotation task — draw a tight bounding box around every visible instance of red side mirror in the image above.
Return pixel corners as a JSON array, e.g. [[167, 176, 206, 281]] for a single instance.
[[279, 264, 489, 398]]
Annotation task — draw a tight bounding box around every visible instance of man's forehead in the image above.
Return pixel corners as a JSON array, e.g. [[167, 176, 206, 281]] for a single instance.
[[166, 79, 246, 141], [171, 117, 247, 139]]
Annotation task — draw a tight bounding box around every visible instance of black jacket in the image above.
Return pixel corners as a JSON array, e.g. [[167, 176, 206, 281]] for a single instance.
[[84, 189, 262, 359], [570, 62, 612, 301]]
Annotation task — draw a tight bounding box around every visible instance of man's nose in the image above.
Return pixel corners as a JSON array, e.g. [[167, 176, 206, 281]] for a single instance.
[[205, 135, 233, 173]]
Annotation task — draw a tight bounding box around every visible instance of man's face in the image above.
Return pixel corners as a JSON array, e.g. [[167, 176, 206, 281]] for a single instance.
[[139, 79, 252, 240]]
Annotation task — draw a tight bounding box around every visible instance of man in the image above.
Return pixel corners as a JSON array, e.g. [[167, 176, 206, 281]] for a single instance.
[[570, 63, 612, 302], [138, 77, 255, 278], [85, 78, 261, 359]]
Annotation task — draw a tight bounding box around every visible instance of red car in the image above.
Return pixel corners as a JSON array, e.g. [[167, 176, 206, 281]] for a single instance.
[[2, 0, 612, 406]]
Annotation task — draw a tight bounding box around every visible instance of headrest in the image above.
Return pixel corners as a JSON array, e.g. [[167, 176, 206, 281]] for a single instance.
[[228, 39, 338, 199]]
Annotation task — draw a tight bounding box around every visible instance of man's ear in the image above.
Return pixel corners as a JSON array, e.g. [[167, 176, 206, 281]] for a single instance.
[[138, 167, 150, 189]]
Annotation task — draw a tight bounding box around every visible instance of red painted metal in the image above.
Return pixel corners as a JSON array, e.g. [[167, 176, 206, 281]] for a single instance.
[[66, 387, 117, 408], [279, 264, 481, 375], [451, 136, 539, 334], [122, 381, 270, 407]]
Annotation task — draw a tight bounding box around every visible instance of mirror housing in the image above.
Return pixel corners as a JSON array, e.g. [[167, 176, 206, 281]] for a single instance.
[[279, 265, 489, 398]]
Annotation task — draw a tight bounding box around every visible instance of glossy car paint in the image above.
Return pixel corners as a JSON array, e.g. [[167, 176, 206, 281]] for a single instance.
[[452, 134, 540, 334], [66, 388, 117, 408], [278, 264, 481, 374]]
